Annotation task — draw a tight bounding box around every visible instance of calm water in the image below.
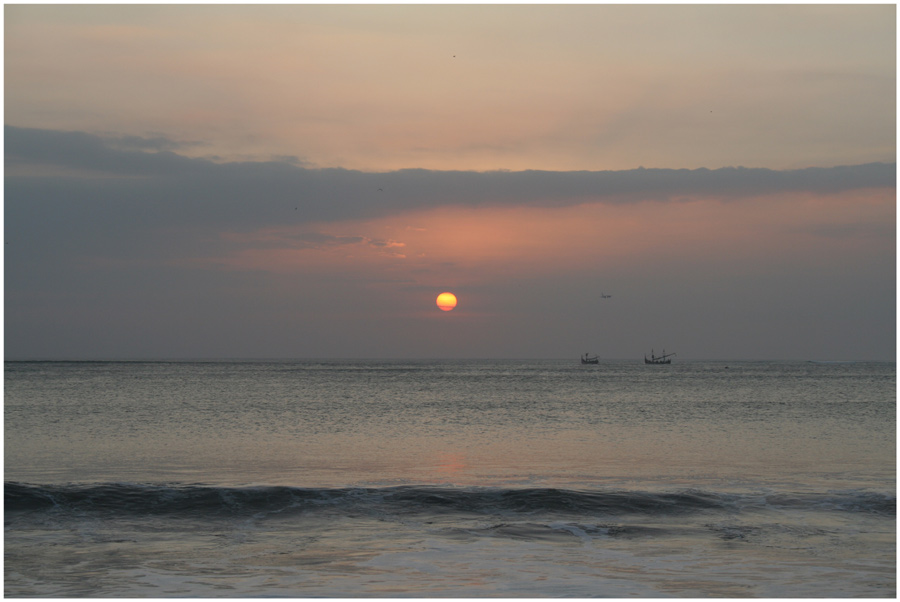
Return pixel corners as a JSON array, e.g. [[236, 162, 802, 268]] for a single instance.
[[5, 359, 896, 597]]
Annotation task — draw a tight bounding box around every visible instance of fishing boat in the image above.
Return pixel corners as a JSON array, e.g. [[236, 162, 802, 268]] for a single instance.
[[644, 349, 675, 364], [581, 353, 599, 365]]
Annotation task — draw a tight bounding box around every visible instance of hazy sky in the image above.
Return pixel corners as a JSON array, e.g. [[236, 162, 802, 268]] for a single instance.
[[4, 4, 896, 360]]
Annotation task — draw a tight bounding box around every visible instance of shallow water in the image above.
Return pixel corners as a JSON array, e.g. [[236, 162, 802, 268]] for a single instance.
[[5, 360, 895, 596]]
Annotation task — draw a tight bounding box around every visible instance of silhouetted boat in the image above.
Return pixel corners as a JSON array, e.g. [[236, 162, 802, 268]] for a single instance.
[[644, 349, 675, 364], [581, 353, 599, 364]]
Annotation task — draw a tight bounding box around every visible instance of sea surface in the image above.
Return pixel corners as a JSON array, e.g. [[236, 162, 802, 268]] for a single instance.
[[4, 359, 896, 597]]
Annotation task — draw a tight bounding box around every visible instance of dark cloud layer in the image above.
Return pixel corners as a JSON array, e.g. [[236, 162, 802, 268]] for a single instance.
[[7, 126, 895, 232]]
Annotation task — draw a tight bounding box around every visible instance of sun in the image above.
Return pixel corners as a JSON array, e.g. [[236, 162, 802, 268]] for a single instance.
[[436, 292, 458, 311]]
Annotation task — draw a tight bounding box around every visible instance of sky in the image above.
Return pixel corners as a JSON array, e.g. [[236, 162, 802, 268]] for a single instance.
[[4, 4, 896, 361]]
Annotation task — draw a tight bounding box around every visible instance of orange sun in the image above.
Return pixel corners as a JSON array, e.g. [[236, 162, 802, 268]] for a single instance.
[[436, 292, 458, 311]]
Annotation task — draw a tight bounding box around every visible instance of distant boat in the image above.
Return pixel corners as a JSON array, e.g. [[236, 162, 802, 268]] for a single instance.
[[644, 349, 675, 364], [581, 353, 599, 365]]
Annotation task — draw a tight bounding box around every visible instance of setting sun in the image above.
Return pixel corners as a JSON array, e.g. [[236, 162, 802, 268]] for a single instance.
[[436, 292, 457, 311]]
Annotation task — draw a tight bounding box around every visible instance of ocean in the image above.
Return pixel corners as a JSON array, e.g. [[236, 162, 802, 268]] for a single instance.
[[4, 359, 895, 597]]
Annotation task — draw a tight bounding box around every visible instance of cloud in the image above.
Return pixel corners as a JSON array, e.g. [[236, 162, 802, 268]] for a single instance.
[[222, 228, 404, 253], [5, 124, 894, 291], [6, 126, 895, 232], [101, 132, 194, 153], [223, 230, 365, 249]]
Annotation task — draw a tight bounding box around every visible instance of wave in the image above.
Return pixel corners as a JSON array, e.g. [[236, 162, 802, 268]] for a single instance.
[[6, 482, 894, 520]]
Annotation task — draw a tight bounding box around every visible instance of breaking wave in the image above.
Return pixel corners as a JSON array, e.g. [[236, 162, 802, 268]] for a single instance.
[[6, 482, 894, 519]]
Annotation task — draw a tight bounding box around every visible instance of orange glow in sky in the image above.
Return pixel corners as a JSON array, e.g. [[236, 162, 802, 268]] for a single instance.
[[206, 187, 893, 289]]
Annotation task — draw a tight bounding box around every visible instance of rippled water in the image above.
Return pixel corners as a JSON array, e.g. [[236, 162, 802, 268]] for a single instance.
[[5, 360, 895, 596]]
